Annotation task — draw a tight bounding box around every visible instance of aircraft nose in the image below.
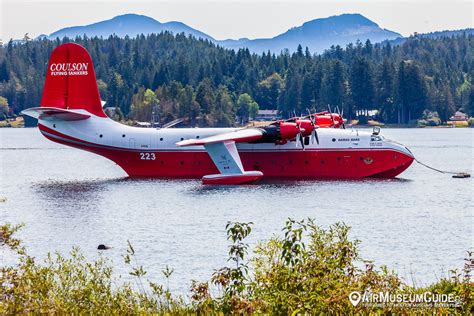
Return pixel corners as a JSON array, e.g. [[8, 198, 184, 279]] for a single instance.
[[386, 138, 414, 159]]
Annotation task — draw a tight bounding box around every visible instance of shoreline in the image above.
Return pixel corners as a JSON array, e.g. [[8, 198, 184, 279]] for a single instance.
[[1, 117, 472, 129]]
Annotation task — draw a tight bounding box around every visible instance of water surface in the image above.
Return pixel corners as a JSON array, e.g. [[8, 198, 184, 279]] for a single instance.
[[0, 127, 472, 294]]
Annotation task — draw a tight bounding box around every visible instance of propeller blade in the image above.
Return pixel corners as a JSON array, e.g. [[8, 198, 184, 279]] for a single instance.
[[313, 129, 319, 145], [327, 104, 336, 127], [296, 133, 304, 149]]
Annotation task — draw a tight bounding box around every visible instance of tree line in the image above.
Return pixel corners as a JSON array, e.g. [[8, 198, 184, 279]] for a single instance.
[[0, 32, 472, 125]]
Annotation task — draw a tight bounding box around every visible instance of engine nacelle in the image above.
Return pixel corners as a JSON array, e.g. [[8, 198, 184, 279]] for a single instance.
[[294, 119, 314, 137], [314, 113, 344, 128], [278, 122, 301, 140], [256, 121, 301, 143]]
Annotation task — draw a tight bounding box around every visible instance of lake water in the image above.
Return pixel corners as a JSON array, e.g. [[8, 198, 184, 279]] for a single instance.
[[0, 127, 472, 294]]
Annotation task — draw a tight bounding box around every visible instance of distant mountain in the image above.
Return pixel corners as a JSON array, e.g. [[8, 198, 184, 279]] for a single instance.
[[46, 13, 402, 53], [48, 14, 214, 41], [388, 28, 474, 46], [221, 14, 402, 53]]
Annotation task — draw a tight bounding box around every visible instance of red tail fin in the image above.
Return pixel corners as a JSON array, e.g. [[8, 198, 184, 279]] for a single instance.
[[41, 43, 106, 118]]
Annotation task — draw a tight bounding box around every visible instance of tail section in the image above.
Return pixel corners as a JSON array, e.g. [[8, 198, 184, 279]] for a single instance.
[[40, 43, 106, 118]]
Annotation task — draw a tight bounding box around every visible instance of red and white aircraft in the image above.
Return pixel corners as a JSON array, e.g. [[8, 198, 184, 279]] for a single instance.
[[22, 43, 414, 184]]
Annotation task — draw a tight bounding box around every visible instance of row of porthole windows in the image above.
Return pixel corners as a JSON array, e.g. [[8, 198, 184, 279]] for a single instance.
[[95, 134, 201, 141], [158, 136, 200, 141]]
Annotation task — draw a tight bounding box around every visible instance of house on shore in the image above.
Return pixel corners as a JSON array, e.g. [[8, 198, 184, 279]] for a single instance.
[[255, 110, 279, 121], [449, 111, 469, 121]]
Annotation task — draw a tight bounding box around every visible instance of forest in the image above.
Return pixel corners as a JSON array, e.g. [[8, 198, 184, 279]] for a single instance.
[[0, 32, 472, 126]]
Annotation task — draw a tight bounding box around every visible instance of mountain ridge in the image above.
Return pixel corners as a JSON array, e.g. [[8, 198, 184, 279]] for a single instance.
[[49, 14, 214, 41], [220, 13, 401, 53], [44, 13, 471, 53]]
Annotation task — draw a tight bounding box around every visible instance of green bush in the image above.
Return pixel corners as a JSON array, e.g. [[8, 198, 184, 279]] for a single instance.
[[418, 110, 442, 127], [1, 220, 472, 314], [0, 223, 187, 314], [468, 117, 474, 127]]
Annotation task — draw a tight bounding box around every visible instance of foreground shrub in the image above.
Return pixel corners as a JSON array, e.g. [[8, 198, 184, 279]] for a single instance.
[[1, 220, 472, 314], [0, 224, 187, 314]]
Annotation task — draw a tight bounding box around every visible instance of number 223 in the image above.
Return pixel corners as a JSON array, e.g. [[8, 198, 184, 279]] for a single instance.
[[139, 152, 156, 160]]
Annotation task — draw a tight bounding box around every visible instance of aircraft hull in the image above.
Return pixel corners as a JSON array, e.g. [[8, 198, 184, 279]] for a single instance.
[[39, 123, 414, 179]]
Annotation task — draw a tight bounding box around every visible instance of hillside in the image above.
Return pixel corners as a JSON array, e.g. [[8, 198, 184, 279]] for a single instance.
[[47, 13, 401, 53], [1, 32, 472, 127], [49, 14, 214, 41], [222, 14, 401, 53]]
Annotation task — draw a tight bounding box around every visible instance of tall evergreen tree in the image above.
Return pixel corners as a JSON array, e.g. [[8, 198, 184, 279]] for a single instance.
[[0, 61, 9, 82], [396, 61, 427, 123], [349, 57, 374, 117], [321, 61, 345, 115], [376, 59, 396, 122]]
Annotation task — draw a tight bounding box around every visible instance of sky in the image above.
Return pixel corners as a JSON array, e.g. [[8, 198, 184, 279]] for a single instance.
[[1, 0, 473, 41]]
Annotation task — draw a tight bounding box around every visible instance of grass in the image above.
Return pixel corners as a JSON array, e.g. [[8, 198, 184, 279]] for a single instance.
[[1, 219, 472, 314]]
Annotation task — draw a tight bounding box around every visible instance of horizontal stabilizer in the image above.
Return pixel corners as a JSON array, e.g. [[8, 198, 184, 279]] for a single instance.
[[176, 128, 263, 146], [21, 107, 91, 121]]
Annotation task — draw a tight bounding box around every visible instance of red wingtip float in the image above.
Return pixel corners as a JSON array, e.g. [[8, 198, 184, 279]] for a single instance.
[[22, 43, 414, 184]]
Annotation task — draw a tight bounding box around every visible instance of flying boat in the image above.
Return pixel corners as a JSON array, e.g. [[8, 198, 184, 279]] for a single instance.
[[22, 43, 414, 184]]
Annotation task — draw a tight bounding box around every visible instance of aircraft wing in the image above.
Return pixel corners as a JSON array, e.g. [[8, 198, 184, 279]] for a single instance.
[[176, 128, 263, 147], [176, 129, 264, 184], [204, 141, 245, 174], [21, 107, 91, 121]]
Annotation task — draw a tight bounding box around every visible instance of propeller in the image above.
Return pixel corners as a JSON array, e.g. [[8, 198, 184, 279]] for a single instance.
[[307, 109, 319, 145], [313, 125, 320, 145], [336, 106, 346, 129], [295, 122, 305, 149], [340, 108, 346, 129], [328, 104, 336, 128]]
